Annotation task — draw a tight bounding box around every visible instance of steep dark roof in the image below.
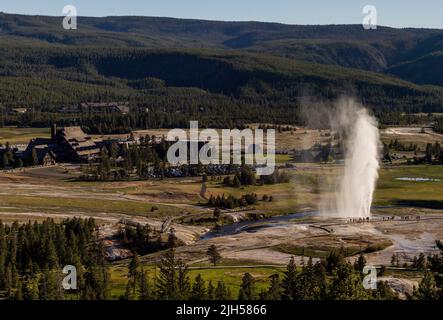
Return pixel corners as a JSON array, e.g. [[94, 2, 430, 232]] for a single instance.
[[58, 126, 101, 160], [23, 138, 53, 158]]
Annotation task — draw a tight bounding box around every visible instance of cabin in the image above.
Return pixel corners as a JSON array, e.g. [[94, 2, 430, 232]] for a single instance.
[[8, 107, 29, 114], [294, 145, 344, 163], [294, 149, 322, 163]]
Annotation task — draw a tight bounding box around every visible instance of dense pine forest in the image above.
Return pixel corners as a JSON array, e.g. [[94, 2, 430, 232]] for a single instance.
[[0, 21, 443, 133], [1, 218, 443, 300], [0, 218, 109, 299], [0, 47, 442, 130], [2, 12, 443, 130]]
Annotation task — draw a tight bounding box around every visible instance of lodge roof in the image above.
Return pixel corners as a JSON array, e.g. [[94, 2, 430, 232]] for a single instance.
[[58, 126, 100, 159]]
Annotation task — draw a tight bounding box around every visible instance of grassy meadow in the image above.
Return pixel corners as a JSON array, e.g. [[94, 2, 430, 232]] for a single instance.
[[374, 165, 443, 208], [1, 125, 443, 299], [0, 127, 50, 144], [108, 261, 286, 299]]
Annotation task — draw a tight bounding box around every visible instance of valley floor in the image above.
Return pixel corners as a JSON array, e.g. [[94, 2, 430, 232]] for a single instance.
[[1, 126, 443, 298]]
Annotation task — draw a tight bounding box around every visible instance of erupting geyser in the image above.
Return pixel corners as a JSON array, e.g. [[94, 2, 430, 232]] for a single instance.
[[335, 101, 381, 218]]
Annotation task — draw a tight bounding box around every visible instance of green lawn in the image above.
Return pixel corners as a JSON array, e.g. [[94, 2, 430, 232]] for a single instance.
[[274, 154, 294, 164], [0, 127, 50, 144], [108, 262, 285, 299], [374, 165, 443, 207], [274, 239, 393, 259], [0, 194, 189, 217]]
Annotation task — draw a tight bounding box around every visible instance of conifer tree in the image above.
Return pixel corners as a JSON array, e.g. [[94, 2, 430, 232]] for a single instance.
[[261, 274, 280, 300], [412, 271, 439, 300], [128, 254, 141, 295], [207, 280, 215, 300], [214, 281, 231, 300], [281, 256, 297, 300], [157, 249, 190, 300], [328, 261, 369, 300], [207, 245, 222, 266], [238, 273, 256, 300], [139, 270, 151, 300], [191, 274, 207, 300]]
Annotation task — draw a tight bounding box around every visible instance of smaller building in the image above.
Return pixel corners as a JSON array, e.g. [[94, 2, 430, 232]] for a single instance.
[[294, 149, 322, 163], [294, 145, 344, 163], [33, 147, 57, 166], [9, 107, 28, 114], [22, 138, 57, 166], [80, 102, 130, 114]]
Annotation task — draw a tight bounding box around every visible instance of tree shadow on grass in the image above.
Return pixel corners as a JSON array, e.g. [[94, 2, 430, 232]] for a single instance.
[[393, 200, 443, 210]]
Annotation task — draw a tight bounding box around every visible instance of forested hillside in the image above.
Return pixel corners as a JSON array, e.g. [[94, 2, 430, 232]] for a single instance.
[[2, 12, 443, 74], [1, 13, 443, 129], [388, 51, 443, 85]]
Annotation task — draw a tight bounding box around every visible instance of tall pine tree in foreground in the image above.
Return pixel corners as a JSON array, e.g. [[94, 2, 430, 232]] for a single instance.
[[281, 256, 297, 300], [156, 249, 190, 300]]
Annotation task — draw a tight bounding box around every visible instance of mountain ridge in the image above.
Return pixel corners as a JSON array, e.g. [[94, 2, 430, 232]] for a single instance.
[[1, 12, 443, 125], [1, 13, 443, 79]]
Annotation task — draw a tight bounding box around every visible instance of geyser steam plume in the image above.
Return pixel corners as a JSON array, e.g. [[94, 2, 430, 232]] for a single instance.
[[334, 99, 381, 218]]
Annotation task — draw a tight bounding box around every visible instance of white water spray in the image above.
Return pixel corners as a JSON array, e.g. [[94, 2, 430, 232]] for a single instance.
[[335, 101, 381, 218]]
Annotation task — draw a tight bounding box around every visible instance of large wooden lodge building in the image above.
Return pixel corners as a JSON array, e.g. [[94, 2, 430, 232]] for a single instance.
[[22, 125, 102, 165]]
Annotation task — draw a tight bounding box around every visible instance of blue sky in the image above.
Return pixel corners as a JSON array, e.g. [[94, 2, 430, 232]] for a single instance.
[[1, 0, 442, 28]]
